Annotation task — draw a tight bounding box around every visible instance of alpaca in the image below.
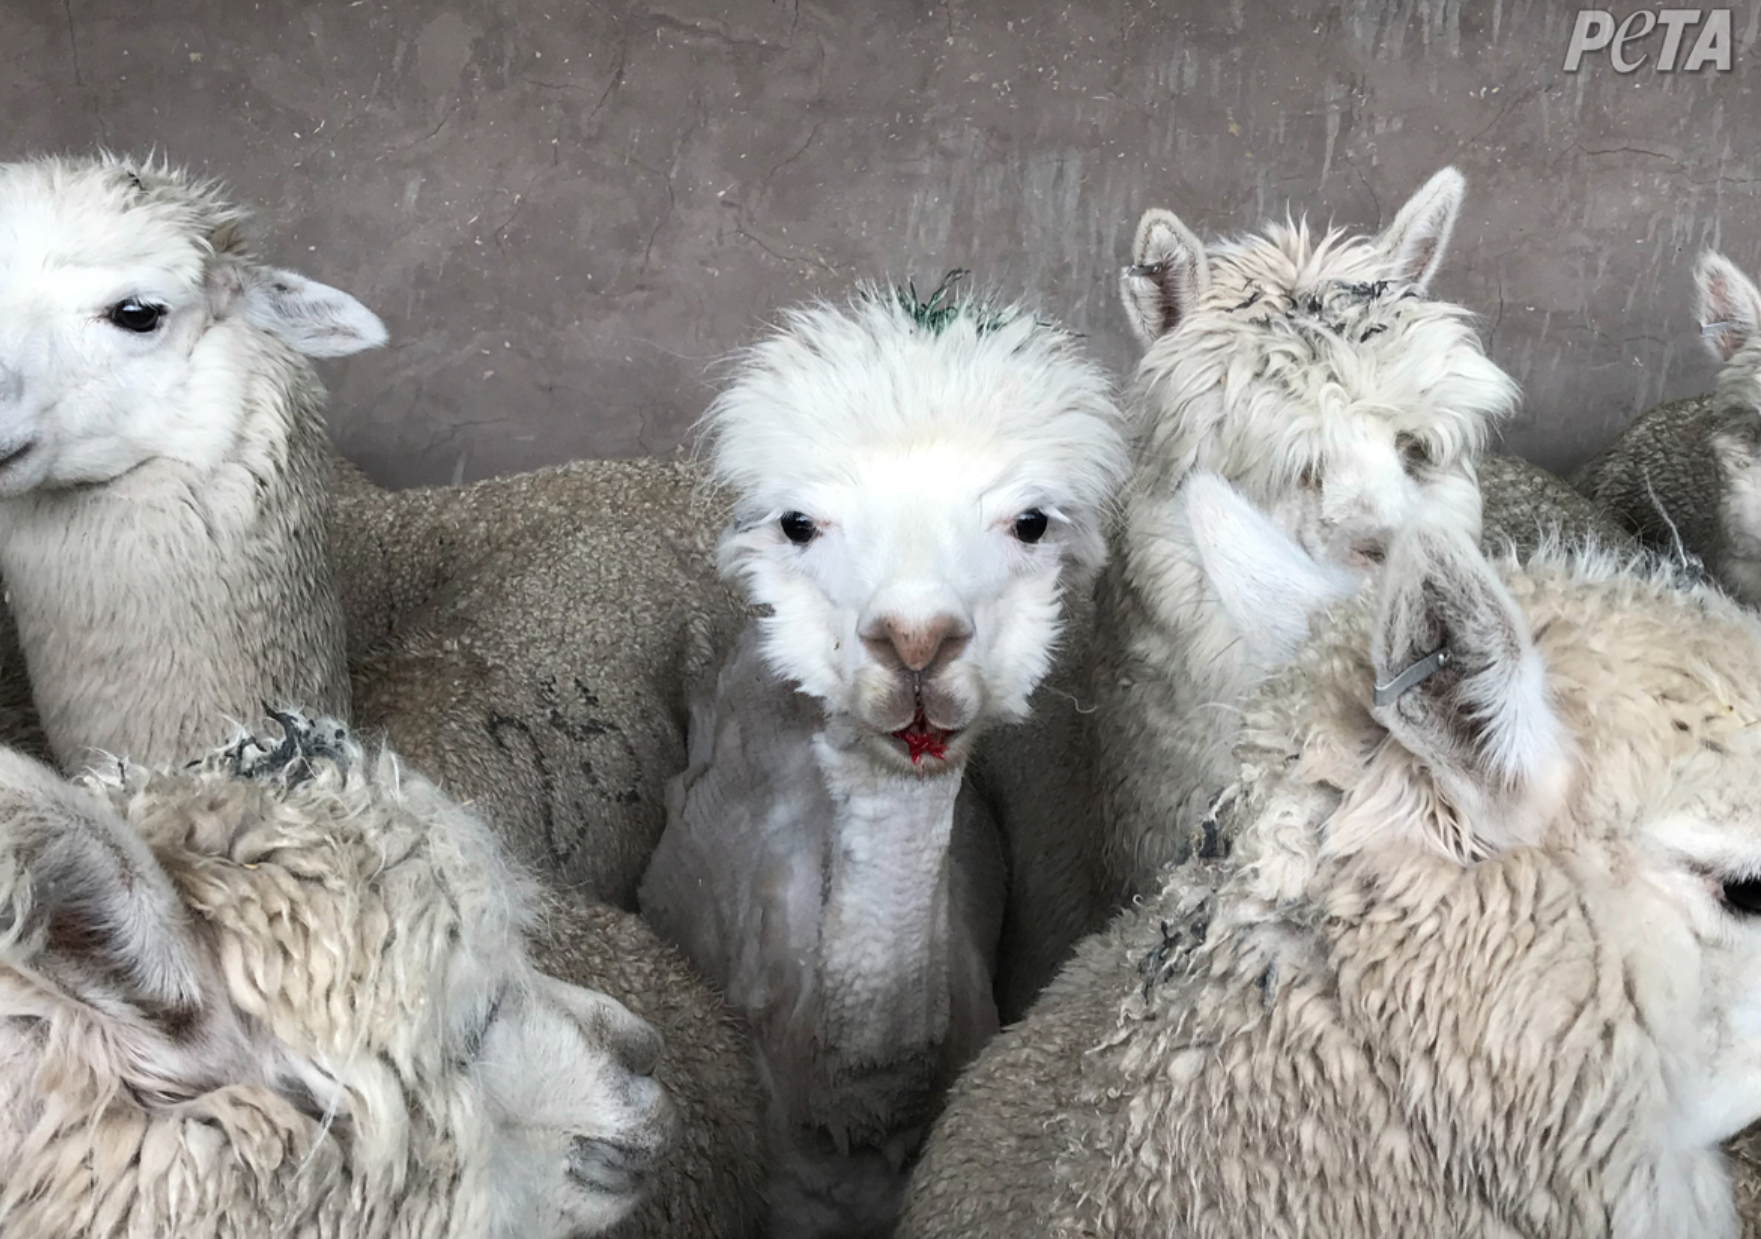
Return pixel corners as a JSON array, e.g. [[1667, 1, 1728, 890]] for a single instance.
[[0, 154, 767, 1238], [900, 472, 1761, 1239], [0, 710, 673, 1238], [988, 169, 1521, 1014], [638, 281, 1130, 1239], [0, 154, 377, 771], [1574, 251, 1761, 604], [1094, 167, 1520, 901]]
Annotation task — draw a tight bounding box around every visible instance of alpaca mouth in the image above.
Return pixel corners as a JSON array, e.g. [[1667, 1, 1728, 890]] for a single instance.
[[892, 705, 954, 765], [568, 1135, 662, 1197]]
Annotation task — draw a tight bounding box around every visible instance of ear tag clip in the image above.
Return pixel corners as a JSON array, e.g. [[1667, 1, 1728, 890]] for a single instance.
[[1702, 319, 1737, 337], [1124, 261, 1169, 278], [1372, 645, 1452, 707]]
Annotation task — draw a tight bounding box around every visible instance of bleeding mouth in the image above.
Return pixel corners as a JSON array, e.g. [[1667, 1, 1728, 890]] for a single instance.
[[893, 706, 952, 764]]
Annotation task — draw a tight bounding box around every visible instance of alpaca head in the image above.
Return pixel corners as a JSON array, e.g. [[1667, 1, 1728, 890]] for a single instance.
[[0, 716, 671, 1238], [0, 154, 384, 496], [1119, 167, 1516, 573], [705, 278, 1128, 771], [1199, 473, 1761, 1148]]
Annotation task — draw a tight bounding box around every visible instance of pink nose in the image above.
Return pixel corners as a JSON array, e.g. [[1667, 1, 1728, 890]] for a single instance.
[[864, 614, 972, 672]]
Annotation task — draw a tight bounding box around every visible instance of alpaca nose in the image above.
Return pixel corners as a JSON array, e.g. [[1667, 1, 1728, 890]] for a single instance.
[[864, 614, 972, 673], [614, 1015, 664, 1079]]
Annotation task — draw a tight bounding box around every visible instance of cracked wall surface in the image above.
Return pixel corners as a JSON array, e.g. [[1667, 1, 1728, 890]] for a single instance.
[[4, 0, 1758, 484]]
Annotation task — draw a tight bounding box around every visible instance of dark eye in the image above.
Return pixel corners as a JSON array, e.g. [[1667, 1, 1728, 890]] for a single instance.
[[779, 511, 817, 545], [1723, 878, 1761, 916], [107, 300, 165, 333], [1014, 509, 1049, 544], [1396, 432, 1433, 472]]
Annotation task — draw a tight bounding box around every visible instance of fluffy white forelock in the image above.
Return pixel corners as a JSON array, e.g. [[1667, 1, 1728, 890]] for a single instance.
[[702, 287, 1128, 570], [1130, 220, 1518, 503], [0, 153, 247, 283]]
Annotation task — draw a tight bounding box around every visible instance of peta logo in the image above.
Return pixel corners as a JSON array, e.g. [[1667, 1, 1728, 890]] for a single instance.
[[1563, 9, 1733, 71]]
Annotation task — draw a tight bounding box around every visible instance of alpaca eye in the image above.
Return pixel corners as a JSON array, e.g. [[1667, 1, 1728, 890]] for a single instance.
[[1723, 878, 1761, 916], [107, 300, 165, 333], [1396, 432, 1433, 472], [1014, 510, 1049, 544], [779, 512, 817, 545]]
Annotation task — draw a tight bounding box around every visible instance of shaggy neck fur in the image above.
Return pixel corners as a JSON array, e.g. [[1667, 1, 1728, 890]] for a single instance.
[[0, 336, 348, 770]]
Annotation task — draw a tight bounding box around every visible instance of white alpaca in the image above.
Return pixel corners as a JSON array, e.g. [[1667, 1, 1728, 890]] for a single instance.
[[1095, 167, 1519, 902], [901, 474, 1761, 1239], [1575, 250, 1761, 604], [0, 711, 672, 1238], [0, 154, 382, 770], [638, 280, 1129, 1238], [0, 155, 769, 1238], [988, 169, 1523, 1012]]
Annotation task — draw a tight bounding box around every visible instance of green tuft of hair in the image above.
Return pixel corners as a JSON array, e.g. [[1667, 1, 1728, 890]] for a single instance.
[[892, 269, 1013, 336]]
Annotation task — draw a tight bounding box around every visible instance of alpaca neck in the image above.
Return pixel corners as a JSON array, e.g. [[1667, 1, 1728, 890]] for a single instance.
[[1115, 491, 1273, 736], [0, 341, 349, 770], [810, 727, 963, 1078]]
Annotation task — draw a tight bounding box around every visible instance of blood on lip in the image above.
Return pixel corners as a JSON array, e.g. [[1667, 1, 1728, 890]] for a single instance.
[[893, 705, 949, 764]]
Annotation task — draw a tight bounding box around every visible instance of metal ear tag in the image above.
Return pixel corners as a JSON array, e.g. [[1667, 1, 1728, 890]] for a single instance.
[[1372, 645, 1452, 707], [1702, 319, 1737, 337], [1124, 261, 1169, 279]]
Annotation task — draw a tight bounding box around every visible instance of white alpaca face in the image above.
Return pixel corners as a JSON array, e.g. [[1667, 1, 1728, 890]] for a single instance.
[[708, 292, 1128, 771], [1121, 168, 1515, 575], [724, 441, 1074, 768], [0, 725, 670, 1238], [0, 157, 383, 497]]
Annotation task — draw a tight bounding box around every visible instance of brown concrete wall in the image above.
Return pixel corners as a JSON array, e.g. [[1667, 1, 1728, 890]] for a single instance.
[[4, 0, 1757, 485]]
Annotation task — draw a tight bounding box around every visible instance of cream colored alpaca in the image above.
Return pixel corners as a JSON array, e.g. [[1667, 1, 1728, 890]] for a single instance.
[[989, 169, 1521, 1013], [1096, 167, 1518, 897], [0, 155, 766, 1239], [902, 473, 1761, 1239], [639, 282, 1129, 1239], [0, 712, 671, 1238]]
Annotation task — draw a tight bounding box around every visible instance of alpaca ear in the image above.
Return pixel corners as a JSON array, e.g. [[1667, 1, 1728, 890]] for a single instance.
[[1375, 167, 1465, 293], [1334, 520, 1569, 864], [1120, 208, 1209, 346], [0, 751, 206, 1030], [1180, 471, 1362, 668], [1695, 251, 1761, 363], [212, 263, 389, 357]]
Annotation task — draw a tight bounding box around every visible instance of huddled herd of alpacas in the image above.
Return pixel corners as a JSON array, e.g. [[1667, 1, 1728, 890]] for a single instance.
[[7, 151, 1761, 1239]]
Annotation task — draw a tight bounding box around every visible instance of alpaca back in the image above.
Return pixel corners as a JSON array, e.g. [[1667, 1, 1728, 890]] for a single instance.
[[1479, 452, 1635, 558], [330, 454, 748, 908], [1572, 395, 1727, 567]]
